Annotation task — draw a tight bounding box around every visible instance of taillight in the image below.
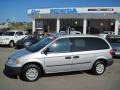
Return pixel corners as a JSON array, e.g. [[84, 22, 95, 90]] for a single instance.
[[109, 49, 114, 56]]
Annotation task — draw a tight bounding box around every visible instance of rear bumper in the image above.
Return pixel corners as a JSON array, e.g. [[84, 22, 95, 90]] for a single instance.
[[106, 59, 113, 67]]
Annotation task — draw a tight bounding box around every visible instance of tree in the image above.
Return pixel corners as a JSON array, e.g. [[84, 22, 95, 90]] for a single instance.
[[8, 22, 32, 30]]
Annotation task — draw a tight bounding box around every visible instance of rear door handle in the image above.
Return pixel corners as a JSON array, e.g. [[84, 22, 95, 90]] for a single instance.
[[73, 56, 79, 59], [65, 56, 71, 59]]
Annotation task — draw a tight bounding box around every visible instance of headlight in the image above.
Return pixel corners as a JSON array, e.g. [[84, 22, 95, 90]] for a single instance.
[[7, 58, 20, 65], [15, 59, 20, 64]]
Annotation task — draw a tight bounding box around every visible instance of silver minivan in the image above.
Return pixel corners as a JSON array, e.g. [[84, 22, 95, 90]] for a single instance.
[[4, 35, 113, 81]]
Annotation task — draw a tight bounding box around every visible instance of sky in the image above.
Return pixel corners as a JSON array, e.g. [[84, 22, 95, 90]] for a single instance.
[[0, 0, 120, 22]]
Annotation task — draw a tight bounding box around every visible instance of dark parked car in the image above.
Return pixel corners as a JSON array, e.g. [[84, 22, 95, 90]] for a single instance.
[[15, 35, 42, 49], [107, 35, 120, 57]]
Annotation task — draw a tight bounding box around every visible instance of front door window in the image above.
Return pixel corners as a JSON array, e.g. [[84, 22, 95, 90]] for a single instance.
[[47, 38, 70, 53]]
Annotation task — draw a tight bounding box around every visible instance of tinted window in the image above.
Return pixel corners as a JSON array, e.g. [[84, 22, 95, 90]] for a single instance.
[[16, 32, 23, 36], [47, 38, 70, 53], [70, 38, 86, 51], [70, 37, 109, 52], [3, 32, 15, 36], [85, 37, 109, 50]]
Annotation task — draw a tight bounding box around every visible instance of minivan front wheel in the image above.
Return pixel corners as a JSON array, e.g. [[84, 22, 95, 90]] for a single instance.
[[91, 61, 105, 75], [20, 64, 41, 82]]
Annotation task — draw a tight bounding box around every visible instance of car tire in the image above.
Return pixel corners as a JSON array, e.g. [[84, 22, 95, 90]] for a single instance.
[[91, 60, 106, 75], [9, 41, 15, 47], [20, 64, 41, 82]]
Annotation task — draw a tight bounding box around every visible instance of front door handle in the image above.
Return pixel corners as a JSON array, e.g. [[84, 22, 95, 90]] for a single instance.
[[65, 56, 71, 59], [73, 56, 79, 59]]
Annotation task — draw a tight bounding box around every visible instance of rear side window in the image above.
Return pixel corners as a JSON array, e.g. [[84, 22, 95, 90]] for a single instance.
[[70, 37, 109, 52], [70, 38, 86, 51], [85, 37, 110, 50]]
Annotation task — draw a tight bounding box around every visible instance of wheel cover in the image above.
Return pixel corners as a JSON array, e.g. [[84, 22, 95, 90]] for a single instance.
[[26, 68, 39, 81], [96, 64, 104, 74]]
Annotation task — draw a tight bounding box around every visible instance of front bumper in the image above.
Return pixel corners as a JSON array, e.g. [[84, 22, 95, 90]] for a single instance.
[[4, 65, 21, 76]]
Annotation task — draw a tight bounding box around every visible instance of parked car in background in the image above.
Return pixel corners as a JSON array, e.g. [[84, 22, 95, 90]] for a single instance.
[[5, 35, 113, 81], [0, 30, 27, 47], [59, 28, 81, 35], [59, 30, 81, 35], [48, 33, 63, 37], [99, 34, 108, 38], [15, 35, 42, 49], [70, 29, 81, 35], [106, 35, 120, 57], [102, 31, 114, 35]]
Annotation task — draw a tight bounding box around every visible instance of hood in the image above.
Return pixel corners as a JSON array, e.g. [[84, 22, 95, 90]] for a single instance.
[[8, 48, 31, 60]]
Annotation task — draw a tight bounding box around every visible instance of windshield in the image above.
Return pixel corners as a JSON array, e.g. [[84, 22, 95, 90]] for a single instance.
[[2, 32, 15, 36], [26, 37, 56, 52]]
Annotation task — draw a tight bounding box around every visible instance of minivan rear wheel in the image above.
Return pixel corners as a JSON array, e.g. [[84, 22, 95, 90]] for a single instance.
[[91, 60, 105, 75], [20, 64, 41, 82]]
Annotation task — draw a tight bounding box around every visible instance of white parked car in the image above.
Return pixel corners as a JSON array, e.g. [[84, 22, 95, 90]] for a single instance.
[[59, 29, 81, 35], [70, 30, 81, 35], [102, 31, 114, 35], [0, 30, 27, 47]]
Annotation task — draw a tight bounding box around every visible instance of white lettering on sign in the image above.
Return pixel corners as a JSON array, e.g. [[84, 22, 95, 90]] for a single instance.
[[50, 8, 78, 14]]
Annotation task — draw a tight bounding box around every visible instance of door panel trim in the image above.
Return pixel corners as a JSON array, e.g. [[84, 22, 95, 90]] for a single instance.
[[46, 61, 91, 67]]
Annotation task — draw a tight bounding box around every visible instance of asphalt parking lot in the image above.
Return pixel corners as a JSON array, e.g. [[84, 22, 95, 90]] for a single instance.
[[0, 47, 120, 90]]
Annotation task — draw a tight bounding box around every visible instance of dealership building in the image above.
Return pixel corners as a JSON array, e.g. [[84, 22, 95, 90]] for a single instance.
[[28, 7, 120, 35]]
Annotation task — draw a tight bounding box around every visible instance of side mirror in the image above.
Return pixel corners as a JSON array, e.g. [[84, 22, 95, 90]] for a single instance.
[[24, 42, 32, 48], [44, 48, 49, 55]]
